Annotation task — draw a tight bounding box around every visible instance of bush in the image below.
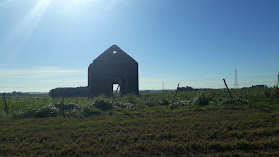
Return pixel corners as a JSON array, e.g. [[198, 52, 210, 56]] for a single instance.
[[126, 94, 138, 104], [271, 87, 279, 99], [94, 99, 113, 111], [12, 109, 35, 119], [55, 103, 79, 112], [195, 94, 210, 107], [33, 105, 58, 118], [13, 105, 58, 118], [158, 98, 170, 106], [54, 103, 80, 117]]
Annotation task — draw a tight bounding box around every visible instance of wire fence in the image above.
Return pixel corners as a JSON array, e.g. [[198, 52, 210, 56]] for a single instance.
[[139, 74, 278, 90]]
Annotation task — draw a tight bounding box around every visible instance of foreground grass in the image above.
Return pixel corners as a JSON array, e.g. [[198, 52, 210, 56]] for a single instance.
[[1, 105, 279, 156]]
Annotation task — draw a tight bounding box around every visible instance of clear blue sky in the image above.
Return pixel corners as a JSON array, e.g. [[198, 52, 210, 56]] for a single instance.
[[0, 0, 279, 92]]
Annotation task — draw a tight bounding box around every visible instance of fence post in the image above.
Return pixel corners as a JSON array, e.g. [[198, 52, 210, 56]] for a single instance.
[[172, 83, 180, 109], [61, 97, 65, 117], [223, 79, 233, 99], [3, 94, 8, 114]]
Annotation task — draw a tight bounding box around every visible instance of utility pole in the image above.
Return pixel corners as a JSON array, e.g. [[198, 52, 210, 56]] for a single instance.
[[162, 81, 164, 91], [234, 69, 239, 89], [277, 72, 279, 87]]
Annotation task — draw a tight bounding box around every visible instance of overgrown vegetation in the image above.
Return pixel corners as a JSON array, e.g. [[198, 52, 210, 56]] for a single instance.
[[1, 87, 279, 156], [1, 87, 279, 119]]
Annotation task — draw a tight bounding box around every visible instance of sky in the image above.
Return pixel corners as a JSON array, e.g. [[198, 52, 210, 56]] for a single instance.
[[0, 0, 279, 92]]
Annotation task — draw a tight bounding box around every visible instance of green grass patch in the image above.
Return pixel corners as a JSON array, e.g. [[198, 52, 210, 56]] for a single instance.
[[1, 106, 279, 156]]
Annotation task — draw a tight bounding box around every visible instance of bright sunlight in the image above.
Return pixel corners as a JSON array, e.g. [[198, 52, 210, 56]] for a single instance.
[[61, 0, 100, 14]]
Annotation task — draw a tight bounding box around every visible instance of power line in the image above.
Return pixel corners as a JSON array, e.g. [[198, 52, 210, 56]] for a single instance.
[[194, 80, 276, 89], [140, 77, 234, 84], [141, 74, 277, 84], [0, 74, 277, 89], [238, 75, 277, 79]]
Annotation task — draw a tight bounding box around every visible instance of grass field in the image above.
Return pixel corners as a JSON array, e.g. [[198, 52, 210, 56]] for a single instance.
[[1, 88, 279, 156], [1, 106, 279, 156]]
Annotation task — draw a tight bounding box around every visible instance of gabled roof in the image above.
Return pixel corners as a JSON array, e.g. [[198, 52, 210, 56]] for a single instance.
[[93, 45, 137, 64]]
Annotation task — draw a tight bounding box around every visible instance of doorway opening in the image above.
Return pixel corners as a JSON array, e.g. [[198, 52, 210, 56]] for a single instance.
[[113, 83, 120, 96]]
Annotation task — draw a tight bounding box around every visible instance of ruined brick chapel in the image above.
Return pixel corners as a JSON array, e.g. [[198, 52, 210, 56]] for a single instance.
[[88, 45, 139, 97]]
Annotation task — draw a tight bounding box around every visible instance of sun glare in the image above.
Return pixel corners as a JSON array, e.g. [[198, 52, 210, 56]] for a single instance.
[[3, 0, 52, 63], [8, 0, 52, 41], [62, 0, 99, 14]]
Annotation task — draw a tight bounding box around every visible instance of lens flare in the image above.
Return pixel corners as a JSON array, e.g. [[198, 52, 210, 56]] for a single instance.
[[3, 0, 52, 61]]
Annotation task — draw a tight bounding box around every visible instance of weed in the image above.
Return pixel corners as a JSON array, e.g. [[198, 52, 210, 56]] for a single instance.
[[1, 87, 279, 119]]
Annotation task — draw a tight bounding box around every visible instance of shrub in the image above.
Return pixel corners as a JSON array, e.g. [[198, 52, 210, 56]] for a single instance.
[[13, 105, 58, 118], [33, 105, 58, 118], [271, 87, 279, 99], [94, 99, 113, 111], [195, 94, 210, 107], [126, 94, 138, 104], [54, 103, 80, 117], [158, 98, 170, 106]]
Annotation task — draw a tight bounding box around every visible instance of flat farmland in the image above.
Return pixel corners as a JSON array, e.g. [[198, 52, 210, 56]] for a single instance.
[[1, 105, 279, 156]]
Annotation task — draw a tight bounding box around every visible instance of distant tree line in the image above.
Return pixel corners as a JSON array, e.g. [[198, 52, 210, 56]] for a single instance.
[[177, 84, 268, 92], [177, 86, 213, 91], [178, 86, 195, 92], [0, 91, 33, 96], [49, 87, 89, 98], [243, 85, 268, 89]]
